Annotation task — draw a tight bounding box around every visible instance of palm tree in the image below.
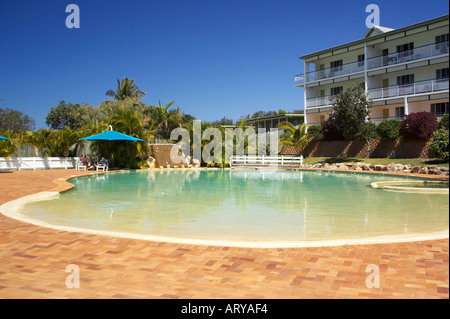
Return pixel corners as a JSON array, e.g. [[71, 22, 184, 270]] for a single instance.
[[109, 107, 154, 159], [55, 127, 80, 157], [33, 129, 53, 157], [19, 130, 39, 156], [105, 78, 146, 101], [149, 100, 181, 139], [277, 122, 314, 154]]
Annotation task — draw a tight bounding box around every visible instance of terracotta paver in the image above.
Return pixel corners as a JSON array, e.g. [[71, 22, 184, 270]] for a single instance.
[[0, 169, 448, 299]]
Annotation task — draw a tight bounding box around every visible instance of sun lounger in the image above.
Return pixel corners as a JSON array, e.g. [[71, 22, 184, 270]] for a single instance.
[[76, 159, 87, 171]]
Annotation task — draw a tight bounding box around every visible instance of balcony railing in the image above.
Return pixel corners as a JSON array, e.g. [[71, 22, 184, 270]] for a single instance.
[[305, 78, 449, 109], [368, 78, 449, 100], [306, 96, 336, 108], [296, 61, 365, 85], [295, 41, 449, 85], [294, 74, 304, 86], [369, 116, 406, 124], [367, 42, 449, 70]]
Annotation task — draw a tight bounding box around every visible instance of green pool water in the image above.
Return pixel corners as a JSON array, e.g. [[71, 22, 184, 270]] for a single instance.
[[19, 170, 449, 242]]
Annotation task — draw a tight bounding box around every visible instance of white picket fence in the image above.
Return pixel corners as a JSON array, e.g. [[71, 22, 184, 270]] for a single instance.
[[0, 157, 80, 171], [229, 155, 303, 168]]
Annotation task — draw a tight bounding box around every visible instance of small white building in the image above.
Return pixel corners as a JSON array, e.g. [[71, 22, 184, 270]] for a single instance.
[[295, 14, 449, 126]]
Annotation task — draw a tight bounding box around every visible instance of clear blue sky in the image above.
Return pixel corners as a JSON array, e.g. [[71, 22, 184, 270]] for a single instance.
[[0, 0, 448, 129]]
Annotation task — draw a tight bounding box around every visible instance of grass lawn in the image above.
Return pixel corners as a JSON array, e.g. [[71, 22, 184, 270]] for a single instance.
[[303, 157, 449, 168]]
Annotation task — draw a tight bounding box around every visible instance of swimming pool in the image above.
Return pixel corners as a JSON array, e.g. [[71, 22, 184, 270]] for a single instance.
[[17, 169, 449, 246]]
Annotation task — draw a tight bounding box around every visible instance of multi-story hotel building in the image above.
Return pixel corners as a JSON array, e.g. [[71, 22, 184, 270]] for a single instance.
[[295, 15, 449, 126]]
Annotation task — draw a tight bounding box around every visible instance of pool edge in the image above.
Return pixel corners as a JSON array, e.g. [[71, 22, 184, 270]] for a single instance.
[[1, 182, 448, 249]]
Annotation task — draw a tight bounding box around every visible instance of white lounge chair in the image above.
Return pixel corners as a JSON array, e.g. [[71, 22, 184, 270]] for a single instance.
[[76, 159, 87, 171]]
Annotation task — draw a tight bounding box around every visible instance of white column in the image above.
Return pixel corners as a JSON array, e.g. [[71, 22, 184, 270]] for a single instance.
[[404, 96, 409, 115], [364, 42, 369, 123], [304, 60, 308, 127]]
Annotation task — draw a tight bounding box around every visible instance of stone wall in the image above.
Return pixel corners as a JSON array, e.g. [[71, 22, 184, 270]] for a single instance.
[[301, 138, 436, 159], [302, 161, 449, 176], [149, 144, 199, 168]]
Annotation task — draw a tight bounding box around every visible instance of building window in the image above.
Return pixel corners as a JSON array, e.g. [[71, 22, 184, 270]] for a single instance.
[[435, 34, 449, 52], [397, 42, 414, 59], [395, 107, 405, 119], [397, 74, 414, 85], [330, 60, 343, 73], [330, 86, 343, 96], [357, 54, 365, 67], [436, 68, 449, 80], [397, 74, 414, 95], [431, 102, 449, 115]]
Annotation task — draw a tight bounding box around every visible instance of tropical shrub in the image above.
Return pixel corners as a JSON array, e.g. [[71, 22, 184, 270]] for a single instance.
[[277, 122, 314, 154], [307, 124, 323, 140], [428, 128, 449, 161], [399, 112, 438, 140], [376, 119, 401, 140], [0, 130, 17, 158]]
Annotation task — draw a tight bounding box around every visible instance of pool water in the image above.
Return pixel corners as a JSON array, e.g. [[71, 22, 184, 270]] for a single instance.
[[20, 170, 449, 242]]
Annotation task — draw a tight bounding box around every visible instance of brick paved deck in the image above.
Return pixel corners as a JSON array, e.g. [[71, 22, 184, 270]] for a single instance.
[[0, 169, 448, 299]]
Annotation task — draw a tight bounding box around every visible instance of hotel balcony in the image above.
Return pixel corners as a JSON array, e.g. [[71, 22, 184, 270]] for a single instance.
[[295, 61, 365, 86], [295, 41, 449, 86], [305, 78, 449, 109], [367, 78, 449, 100], [367, 42, 449, 70]]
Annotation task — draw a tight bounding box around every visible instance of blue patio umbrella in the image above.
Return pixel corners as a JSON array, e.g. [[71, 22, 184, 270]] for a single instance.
[[78, 125, 145, 164], [79, 125, 144, 142]]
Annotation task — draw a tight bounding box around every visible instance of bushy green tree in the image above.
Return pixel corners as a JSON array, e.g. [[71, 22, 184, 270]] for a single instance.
[[0, 108, 35, 133], [328, 84, 372, 140], [46, 100, 98, 130]]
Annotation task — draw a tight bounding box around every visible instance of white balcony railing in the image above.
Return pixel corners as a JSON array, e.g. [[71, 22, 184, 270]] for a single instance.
[[306, 96, 336, 108], [367, 42, 449, 70], [368, 79, 449, 100], [294, 74, 304, 86], [305, 78, 449, 109], [295, 41, 449, 85]]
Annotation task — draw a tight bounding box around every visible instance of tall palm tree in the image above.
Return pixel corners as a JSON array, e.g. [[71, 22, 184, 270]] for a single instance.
[[33, 129, 53, 157], [19, 130, 39, 156], [149, 100, 181, 139], [54, 127, 80, 157], [277, 122, 314, 154], [105, 78, 146, 101]]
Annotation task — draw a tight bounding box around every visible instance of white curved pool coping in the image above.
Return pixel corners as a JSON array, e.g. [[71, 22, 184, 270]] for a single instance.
[[370, 180, 449, 194], [1, 189, 448, 248]]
